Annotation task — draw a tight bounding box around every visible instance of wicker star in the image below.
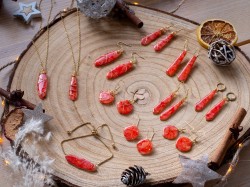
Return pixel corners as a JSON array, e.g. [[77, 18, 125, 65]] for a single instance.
[[22, 103, 53, 123], [13, 2, 41, 24], [173, 155, 222, 187]]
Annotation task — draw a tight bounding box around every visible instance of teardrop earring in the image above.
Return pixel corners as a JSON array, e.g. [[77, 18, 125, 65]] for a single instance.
[[123, 117, 140, 141], [137, 128, 155, 155], [61, 122, 116, 172], [94, 42, 131, 67], [163, 125, 185, 140], [141, 25, 172, 46], [106, 52, 144, 80], [166, 40, 188, 77], [153, 84, 180, 115], [206, 92, 236, 121], [195, 83, 226, 112]]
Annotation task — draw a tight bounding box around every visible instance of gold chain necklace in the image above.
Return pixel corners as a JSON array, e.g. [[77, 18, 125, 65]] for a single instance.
[[32, 0, 54, 100], [60, 8, 81, 101]]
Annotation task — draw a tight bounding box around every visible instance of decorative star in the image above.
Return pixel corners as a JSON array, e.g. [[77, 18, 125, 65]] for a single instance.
[[13, 2, 41, 24], [22, 103, 53, 123], [173, 155, 222, 187]]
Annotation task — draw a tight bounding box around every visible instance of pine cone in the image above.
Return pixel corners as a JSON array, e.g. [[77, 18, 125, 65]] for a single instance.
[[121, 165, 149, 186]]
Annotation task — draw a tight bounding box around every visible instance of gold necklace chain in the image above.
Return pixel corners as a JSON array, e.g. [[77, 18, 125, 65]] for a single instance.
[[60, 8, 81, 76], [32, 0, 54, 72]]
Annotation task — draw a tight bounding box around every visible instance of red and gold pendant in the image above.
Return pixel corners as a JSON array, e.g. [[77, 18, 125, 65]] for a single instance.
[[178, 55, 197, 83], [65, 154, 97, 172], [141, 28, 165, 46], [106, 61, 134, 80], [137, 139, 153, 155], [99, 91, 115, 104], [154, 32, 174, 52], [153, 93, 175, 115], [117, 100, 134, 115], [69, 75, 78, 101], [124, 125, 139, 141], [94, 50, 123, 67], [176, 136, 193, 152], [163, 125, 180, 140], [37, 71, 48, 100]]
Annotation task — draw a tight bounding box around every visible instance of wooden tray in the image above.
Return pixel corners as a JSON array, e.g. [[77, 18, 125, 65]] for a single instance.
[[8, 5, 250, 187]]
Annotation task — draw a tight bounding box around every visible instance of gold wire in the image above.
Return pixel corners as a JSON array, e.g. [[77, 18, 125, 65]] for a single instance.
[[60, 7, 81, 75]]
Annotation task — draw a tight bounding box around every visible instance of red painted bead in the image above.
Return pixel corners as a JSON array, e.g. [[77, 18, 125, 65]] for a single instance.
[[137, 139, 153, 155], [99, 91, 115, 104], [123, 125, 139, 141], [94, 50, 122, 67], [117, 100, 133, 115], [176, 136, 193, 152], [65, 154, 97, 172], [69, 76, 78, 101], [37, 72, 48, 99], [166, 50, 187, 77], [141, 29, 163, 46], [163, 125, 179, 140], [160, 98, 186, 121], [178, 55, 197, 82], [154, 33, 174, 52], [195, 89, 217, 112], [106, 61, 134, 80], [206, 99, 227, 121], [153, 93, 175, 114]]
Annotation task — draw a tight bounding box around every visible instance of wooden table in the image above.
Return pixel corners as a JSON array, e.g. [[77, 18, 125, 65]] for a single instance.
[[0, 0, 249, 186]]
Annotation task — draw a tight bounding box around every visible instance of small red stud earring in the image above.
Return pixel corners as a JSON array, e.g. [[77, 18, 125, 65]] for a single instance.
[[141, 25, 172, 46], [106, 52, 144, 80], [153, 85, 180, 115], [166, 40, 188, 77], [94, 42, 131, 67], [154, 29, 182, 52], [195, 83, 226, 112], [163, 125, 185, 140], [160, 89, 188, 121], [137, 129, 155, 155], [206, 92, 236, 121], [123, 117, 141, 141]]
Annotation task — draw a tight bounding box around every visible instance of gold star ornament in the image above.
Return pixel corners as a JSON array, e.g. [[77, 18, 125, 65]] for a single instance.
[[13, 2, 41, 24]]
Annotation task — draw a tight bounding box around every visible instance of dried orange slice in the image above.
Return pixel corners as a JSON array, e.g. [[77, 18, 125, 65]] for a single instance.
[[197, 19, 238, 49]]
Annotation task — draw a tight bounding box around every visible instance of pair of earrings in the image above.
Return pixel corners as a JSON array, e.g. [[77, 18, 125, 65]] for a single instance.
[[153, 85, 189, 121], [141, 25, 182, 52], [61, 122, 116, 172], [163, 125, 197, 152], [123, 118, 155, 155], [194, 83, 237, 121], [166, 41, 200, 83], [94, 42, 144, 80]]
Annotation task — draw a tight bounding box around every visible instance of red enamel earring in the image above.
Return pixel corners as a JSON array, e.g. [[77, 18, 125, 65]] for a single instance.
[[163, 125, 185, 140], [195, 83, 226, 112], [154, 29, 182, 52], [160, 90, 188, 121], [166, 40, 188, 77], [137, 129, 155, 155], [178, 49, 199, 83], [141, 25, 172, 46], [94, 42, 131, 67], [106, 52, 144, 80], [206, 92, 236, 121], [176, 136, 197, 152], [117, 98, 138, 115], [153, 85, 180, 115], [99, 84, 121, 105], [123, 118, 140, 141]]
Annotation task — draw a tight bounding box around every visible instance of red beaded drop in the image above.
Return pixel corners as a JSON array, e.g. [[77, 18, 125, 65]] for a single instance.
[[163, 125, 179, 140], [37, 72, 48, 100], [99, 91, 115, 104], [141, 29, 164, 46], [69, 76, 78, 101], [65, 154, 97, 172], [94, 50, 122, 67], [166, 50, 187, 77], [106, 61, 134, 80], [137, 139, 153, 155], [153, 93, 175, 115], [195, 89, 217, 112], [176, 136, 193, 152], [117, 100, 133, 115], [206, 99, 227, 121], [154, 33, 174, 52], [124, 125, 139, 141], [178, 55, 197, 82]]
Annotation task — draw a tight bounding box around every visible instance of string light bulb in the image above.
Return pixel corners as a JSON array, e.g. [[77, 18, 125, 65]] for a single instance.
[[0, 137, 3, 144], [4, 160, 10, 166], [133, 2, 139, 5]]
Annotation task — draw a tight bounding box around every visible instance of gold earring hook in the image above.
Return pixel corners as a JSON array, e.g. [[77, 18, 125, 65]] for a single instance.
[[131, 52, 145, 63], [193, 48, 200, 57], [183, 89, 189, 101], [97, 124, 116, 149], [226, 92, 237, 101], [117, 42, 132, 53], [173, 83, 181, 95], [184, 39, 188, 50], [113, 80, 125, 95], [146, 128, 155, 141], [216, 83, 226, 92]]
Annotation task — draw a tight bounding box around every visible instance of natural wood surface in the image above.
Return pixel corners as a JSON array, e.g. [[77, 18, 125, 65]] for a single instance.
[[1, 1, 250, 187], [7, 5, 250, 187]]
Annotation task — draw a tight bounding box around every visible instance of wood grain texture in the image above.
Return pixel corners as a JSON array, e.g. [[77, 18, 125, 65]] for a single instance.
[[8, 6, 250, 187]]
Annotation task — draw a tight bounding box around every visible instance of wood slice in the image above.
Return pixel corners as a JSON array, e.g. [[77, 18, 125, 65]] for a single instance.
[[8, 5, 250, 187]]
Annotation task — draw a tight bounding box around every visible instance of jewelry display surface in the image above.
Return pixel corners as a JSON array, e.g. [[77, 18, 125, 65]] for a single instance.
[[9, 6, 250, 187]]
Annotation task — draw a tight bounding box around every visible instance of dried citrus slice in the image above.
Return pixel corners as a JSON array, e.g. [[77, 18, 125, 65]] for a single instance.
[[197, 19, 238, 49]]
